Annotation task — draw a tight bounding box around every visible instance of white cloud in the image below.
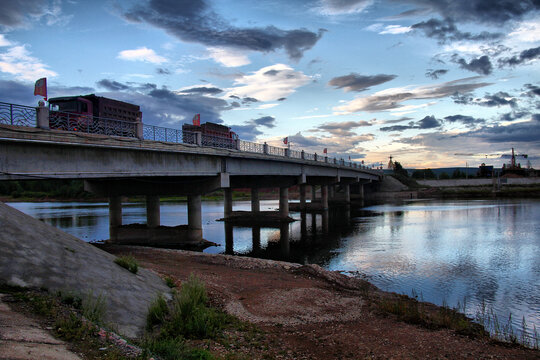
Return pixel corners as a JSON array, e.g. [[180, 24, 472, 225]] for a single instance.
[[207, 47, 250, 67], [226, 64, 310, 102], [317, 0, 373, 15], [379, 25, 412, 35], [508, 20, 540, 43], [117, 47, 167, 64], [0, 35, 12, 47], [0, 45, 57, 81]]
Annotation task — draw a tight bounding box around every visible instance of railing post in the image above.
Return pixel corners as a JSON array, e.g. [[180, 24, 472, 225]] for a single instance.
[[36, 104, 49, 129], [285, 148, 290, 157], [325, 156, 328, 163], [314, 153, 318, 161], [263, 142, 269, 155], [301, 150, 305, 160], [196, 132, 202, 146], [235, 139, 241, 150]]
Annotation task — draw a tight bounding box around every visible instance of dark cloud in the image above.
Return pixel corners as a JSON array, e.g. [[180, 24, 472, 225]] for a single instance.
[[242, 97, 259, 104], [314, 120, 372, 137], [411, 18, 502, 44], [277, 97, 286, 101], [523, 84, 540, 97], [178, 86, 223, 95], [381, 116, 413, 124], [230, 116, 276, 140], [498, 110, 530, 122], [96, 79, 130, 91], [452, 92, 473, 104], [264, 70, 280, 76], [453, 55, 493, 75], [289, 132, 327, 147], [0, 80, 37, 105], [444, 114, 485, 127], [480, 91, 517, 108], [498, 46, 540, 67], [466, 115, 540, 143], [328, 73, 397, 92], [403, 0, 539, 24], [380, 115, 441, 132], [156, 68, 171, 75], [339, 77, 492, 112], [253, 116, 276, 128], [123, 0, 325, 60], [425, 69, 448, 79], [0, 0, 57, 29], [229, 95, 240, 100]]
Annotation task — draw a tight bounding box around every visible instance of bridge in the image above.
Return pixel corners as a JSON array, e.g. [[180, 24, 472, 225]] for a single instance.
[[0, 101, 382, 246]]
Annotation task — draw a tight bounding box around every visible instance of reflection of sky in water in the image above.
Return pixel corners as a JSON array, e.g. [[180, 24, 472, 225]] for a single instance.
[[8, 199, 539, 337]]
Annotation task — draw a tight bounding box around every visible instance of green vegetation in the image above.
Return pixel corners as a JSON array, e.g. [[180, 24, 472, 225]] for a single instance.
[[114, 255, 139, 274], [164, 276, 176, 288], [411, 168, 437, 180], [0, 179, 93, 199], [82, 291, 107, 325]]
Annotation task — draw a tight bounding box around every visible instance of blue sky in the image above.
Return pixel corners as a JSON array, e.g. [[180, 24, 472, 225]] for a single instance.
[[0, 0, 539, 169]]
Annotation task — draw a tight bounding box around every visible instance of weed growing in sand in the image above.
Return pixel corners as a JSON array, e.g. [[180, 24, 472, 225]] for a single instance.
[[114, 255, 139, 274], [146, 293, 169, 331], [164, 276, 176, 288], [82, 291, 106, 325]]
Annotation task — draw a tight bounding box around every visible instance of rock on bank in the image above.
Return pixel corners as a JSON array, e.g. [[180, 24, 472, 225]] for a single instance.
[[0, 202, 170, 338]]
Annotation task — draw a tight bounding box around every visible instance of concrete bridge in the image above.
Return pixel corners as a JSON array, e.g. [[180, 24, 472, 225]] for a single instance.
[[0, 102, 382, 246]]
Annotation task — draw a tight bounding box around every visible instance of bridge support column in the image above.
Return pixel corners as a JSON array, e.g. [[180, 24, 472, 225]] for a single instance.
[[279, 187, 289, 218], [109, 196, 122, 241], [311, 185, 317, 201], [329, 185, 335, 199], [251, 188, 260, 213], [299, 184, 306, 209], [187, 195, 202, 241], [358, 184, 364, 199], [146, 195, 160, 228], [321, 185, 328, 210], [343, 184, 351, 204], [224, 188, 233, 218]]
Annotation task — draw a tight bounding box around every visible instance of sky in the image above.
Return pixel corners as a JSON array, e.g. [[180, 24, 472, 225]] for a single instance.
[[0, 0, 539, 169]]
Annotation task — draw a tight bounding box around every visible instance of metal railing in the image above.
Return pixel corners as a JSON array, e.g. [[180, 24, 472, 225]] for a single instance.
[[238, 140, 264, 153], [0, 102, 37, 127], [143, 124, 182, 143], [0, 100, 383, 173], [202, 133, 236, 149], [49, 111, 137, 138]]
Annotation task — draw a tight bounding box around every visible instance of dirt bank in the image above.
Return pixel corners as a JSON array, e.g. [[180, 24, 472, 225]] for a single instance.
[[102, 245, 538, 359]]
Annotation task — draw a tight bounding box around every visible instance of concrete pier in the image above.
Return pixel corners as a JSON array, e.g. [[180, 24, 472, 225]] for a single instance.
[[109, 196, 122, 240], [321, 185, 329, 210], [187, 195, 202, 241], [311, 185, 317, 200], [299, 184, 306, 209], [279, 187, 289, 217], [251, 188, 260, 213], [343, 184, 351, 203], [224, 188, 233, 218], [146, 195, 160, 228]]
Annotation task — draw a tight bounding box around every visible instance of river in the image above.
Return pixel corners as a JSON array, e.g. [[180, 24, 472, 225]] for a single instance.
[[8, 198, 540, 339]]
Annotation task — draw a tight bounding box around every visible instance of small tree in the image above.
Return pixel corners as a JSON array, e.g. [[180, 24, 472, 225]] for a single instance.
[[439, 172, 450, 179], [393, 161, 409, 178]]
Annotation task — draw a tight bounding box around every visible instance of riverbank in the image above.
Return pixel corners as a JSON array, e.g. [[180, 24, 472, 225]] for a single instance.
[[99, 245, 537, 359]]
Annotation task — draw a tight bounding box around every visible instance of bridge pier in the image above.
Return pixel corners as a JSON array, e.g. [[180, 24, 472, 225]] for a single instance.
[[321, 185, 329, 210], [343, 183, 351, 203], [109, 196, 122, 241], [279, 187, 289, 217], [299, 184, 306, 209], [146, 195, 160, 228], [251, 188, 260, 213], [311, 185, 317, 201], [224, 188, 233, 218], [187, 195, 202, 241]]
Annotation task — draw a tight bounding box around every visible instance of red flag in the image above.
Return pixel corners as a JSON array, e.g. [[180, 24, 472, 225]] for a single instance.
[[192, 113, 200, 126], [323, 148, 327, 154], [283, 137, 288, 145], [34, 78, 47, 100]]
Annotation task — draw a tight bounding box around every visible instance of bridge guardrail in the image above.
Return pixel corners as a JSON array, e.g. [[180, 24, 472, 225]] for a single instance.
[[1, 101, 383, 173], [0, 102, 37, 127], [49, 111, 138, 138]]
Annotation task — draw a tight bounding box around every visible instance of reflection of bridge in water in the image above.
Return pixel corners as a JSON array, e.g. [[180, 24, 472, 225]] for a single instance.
[[0, 101, 382, 247], [223, 206, 359, 264]]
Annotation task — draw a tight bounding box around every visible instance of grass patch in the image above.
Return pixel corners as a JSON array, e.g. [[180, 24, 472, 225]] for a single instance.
[[114, 255, 139, 274], [164, 276, 176, 288], [82, 291, 107, 325]]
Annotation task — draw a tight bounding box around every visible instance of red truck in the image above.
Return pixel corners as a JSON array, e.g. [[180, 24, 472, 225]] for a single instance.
[[48, 94, 142, 137], [182, 121, 238, 149]]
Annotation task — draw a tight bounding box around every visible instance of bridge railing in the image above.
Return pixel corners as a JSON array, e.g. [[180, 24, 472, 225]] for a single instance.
[[1, 100, 383, 173], [0, 102, 37, 127], [49, 111, 138, 138]]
